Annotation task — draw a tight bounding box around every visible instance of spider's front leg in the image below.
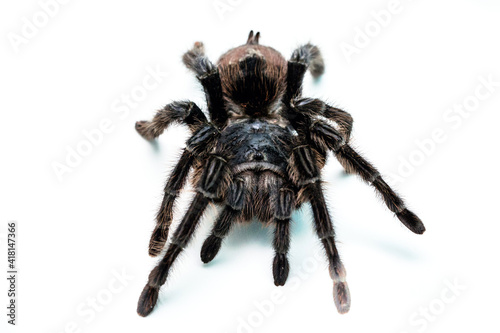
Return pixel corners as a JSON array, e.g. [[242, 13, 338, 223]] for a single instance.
[[272, 187, 295, 286], [200, 178, 245, 263], [135, 101, 219, 256], [182, 42, 227, 127], [290, 145, 351, 313], [137, 154, 231, 317]]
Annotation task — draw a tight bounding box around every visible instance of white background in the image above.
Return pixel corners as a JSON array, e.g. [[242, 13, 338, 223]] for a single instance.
[[1, 0, 500, 332]]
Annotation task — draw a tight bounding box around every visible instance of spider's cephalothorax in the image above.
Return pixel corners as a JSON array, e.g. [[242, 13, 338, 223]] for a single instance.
[[135, 31, 425, 317]]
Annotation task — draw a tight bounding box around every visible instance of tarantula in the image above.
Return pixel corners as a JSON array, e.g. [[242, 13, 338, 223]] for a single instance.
[[135, 31, 425, 317]]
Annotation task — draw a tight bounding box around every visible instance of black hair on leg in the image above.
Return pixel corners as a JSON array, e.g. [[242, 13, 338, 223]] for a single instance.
[[200, 207, 238, 263], [294, 98, 354, 142], [149, 149, 194, 257], [141, 120, 220, 257], [272, 218, 291, 286], [309, 120, 425, 234], [272, 187, 294, 286], [135, 101, 207, 140], [182, 42, 227, 127], [137, 192, 209, 317], [306, 181, 350, 314], [200, 177, 246, 263], [138, 154, 231, 317], [290, 43, 324, 78], [289, 142, 350, 314], [283, 43, 325, 104]]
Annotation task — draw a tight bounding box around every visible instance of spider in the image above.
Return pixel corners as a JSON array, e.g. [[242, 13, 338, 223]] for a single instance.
[[135, 31, 425, 317]]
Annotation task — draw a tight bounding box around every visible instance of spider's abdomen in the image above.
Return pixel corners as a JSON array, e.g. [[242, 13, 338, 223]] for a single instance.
[[217, 44, 288, 117]]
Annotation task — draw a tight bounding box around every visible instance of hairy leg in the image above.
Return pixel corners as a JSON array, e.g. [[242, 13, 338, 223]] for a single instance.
[[182, 42, 226, 126], [306, 181, 350, 314], [141, 119, 219, 257], [137, 155, 231, 317], [309, 120, 425, 234], [148, 149, 194, 257], [136, 100, 207, 140], [200, 207, 238, 263], [272, 187, 295, 286], [137, 193, 209, 317], [289, 144, 350, 313], [284, 43, 325, 104], [294, 97, 353, 142], [272, 217, 291, 286], [200, 177, 245, 263]]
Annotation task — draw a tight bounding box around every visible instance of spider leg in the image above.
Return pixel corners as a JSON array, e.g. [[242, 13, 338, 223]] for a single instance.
[[284, 43, 325, 103], [182, 42, 226, 127], [200, 178, 245, 263], [138, 193, 209, 317], [294, 98, 354, 142], [310, 120, 426, 234], [135, 100, 207, 139], [144, 123, 220, 257], [272, 217, 291, 286], [272, 187, 295, 286], [307, 181, 350, 314], [290, 145, 350, 313], [149, 149, 193, 257], [200, 207, 239, 263], [137, 155, 230, 317]]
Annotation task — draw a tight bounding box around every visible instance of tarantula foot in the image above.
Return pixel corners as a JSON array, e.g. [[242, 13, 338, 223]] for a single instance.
[[272, 253, 290, 286], [182, 42, 216, 77], [137, 285, 159, 317], [135, 121, 154, 140], [333, 281, 351, 314], [290, 43, 324, 78], [329, 262, 350, 313], [397, 209, 426, 234], [200, 235, 222, 263]]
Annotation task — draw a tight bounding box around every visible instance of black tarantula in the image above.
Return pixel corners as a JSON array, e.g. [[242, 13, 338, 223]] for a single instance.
[[135, 31, 425, 317]]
